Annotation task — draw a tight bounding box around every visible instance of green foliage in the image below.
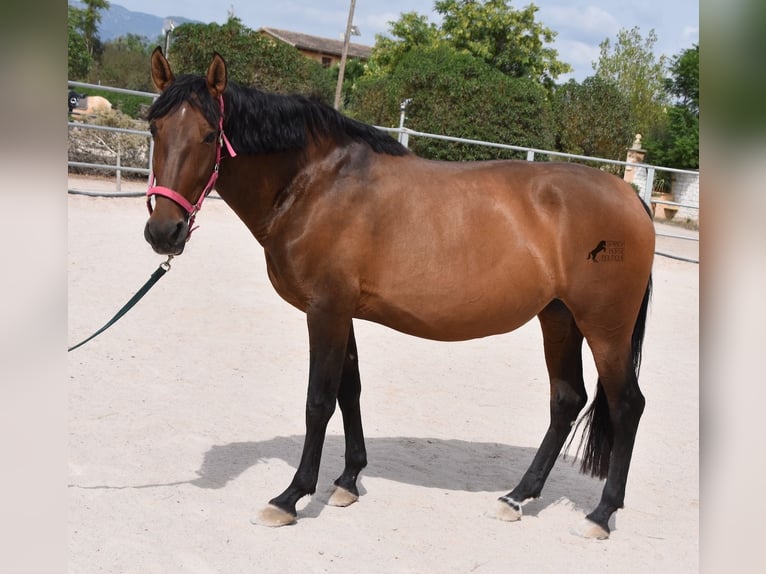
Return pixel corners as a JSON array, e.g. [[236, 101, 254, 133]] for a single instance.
[[79, 0, 110, 58], [643, 44, 699, 170], [88, 35, 155, 93], [435, 0, 571, 88], [168, 18, 335, 102], [553, 76, 634, 161], [337, 58, 368, 109], [366, 12, 442, 77], [667, 44, 698, 115], [348, 45, 554, 161], [593, 26, 670, 136], [68, 8, 92, 80], [365, 1, 570, 89]]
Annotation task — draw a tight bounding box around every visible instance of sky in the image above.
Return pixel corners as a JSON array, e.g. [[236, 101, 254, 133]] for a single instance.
[[110, 0, 699, 82]]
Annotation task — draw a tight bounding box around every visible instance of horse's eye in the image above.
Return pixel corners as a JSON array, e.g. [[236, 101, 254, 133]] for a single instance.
[[203, 131, 218, 144], [149, 124, 157, 137]]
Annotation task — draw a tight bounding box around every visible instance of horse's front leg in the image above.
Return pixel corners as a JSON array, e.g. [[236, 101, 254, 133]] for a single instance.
[[254, 308, 351, 527]]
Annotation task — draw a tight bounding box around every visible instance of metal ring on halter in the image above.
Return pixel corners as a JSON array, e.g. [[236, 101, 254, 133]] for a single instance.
[[160, 255, 174, 271]]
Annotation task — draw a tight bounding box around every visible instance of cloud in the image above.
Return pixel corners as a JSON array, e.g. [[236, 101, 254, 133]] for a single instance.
[[554, 39, 602, 81], [358, 11, 401, 37], [682, 25, 699, 43], [540, 4, 620, 42]]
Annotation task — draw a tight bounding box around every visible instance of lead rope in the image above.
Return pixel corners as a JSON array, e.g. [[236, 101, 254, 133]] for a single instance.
[[68, 256, 174, 352]]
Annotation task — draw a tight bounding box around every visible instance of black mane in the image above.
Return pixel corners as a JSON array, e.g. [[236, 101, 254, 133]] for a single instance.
[[147, 75, 409, 157]]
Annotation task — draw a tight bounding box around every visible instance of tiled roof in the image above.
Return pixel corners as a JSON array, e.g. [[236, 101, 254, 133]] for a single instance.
[[259, 27, 372, 60]]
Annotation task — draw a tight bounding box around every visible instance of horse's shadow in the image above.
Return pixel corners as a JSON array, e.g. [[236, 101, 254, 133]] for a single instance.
[[186, 435, 603, 518]]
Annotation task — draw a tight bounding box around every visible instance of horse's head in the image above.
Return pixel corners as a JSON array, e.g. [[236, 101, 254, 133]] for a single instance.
[[144, 48, 228, 255]]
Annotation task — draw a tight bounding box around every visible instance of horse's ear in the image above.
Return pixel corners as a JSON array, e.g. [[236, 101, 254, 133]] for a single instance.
[[151, 47, 175, 92], [206, 52, 227, 98]]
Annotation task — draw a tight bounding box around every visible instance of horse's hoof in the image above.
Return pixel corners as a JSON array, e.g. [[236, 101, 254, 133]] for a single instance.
[[495, 498, 522, 522], [572, 518, 609, 540], [328, 486, 358, 507], [251, 504, 297, 527]]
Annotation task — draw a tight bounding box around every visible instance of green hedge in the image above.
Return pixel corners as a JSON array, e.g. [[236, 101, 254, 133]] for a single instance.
[[347, 45, 554, 161]]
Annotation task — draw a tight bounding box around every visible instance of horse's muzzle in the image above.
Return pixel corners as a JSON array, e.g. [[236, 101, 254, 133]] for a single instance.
[[144, 217, 189, 255]]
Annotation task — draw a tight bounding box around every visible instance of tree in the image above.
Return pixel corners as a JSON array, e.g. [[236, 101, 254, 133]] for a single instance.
[[68, 8, 92, 80], [593, 26, 669, 136], [667, 43, 698, 115], [643, 44, 699, 170], [89, 35, 155, 92], [436, 0, 571, 88], [349, 44, 554, 161], [365, 1, 570, 89], [169, 18, 335, 102], [553, 76, 634, 161], [79, 0, 110, 59], [365, 12, 441, 78]]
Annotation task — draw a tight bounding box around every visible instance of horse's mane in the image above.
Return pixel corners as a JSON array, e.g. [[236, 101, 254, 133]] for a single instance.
[[147, 74, 409, 157]]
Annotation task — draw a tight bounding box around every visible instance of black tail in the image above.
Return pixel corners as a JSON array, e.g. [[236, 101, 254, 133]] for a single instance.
[[569, 275, 652, 479]]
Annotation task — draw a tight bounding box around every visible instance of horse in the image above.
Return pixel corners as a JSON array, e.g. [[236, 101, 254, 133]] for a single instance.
[[143, 47, 655, 539], [68, 90, 112, 119]]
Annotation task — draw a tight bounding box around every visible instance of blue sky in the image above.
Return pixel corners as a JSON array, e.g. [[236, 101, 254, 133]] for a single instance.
[[110, 0, 699, 82]]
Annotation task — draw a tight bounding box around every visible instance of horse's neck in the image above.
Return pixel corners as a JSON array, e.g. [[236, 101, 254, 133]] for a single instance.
[[216, 149, 309, 245]]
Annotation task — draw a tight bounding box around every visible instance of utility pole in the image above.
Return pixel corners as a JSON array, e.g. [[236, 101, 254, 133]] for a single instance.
[[163, 19, 175, 59], [333, 0, 357, 110]]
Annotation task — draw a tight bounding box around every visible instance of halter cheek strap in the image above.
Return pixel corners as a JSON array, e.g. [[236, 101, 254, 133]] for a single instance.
[[146, 95, 237, 239]]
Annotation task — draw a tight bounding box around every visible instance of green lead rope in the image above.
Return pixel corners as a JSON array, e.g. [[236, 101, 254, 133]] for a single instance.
[[68, 257, 173, 352]]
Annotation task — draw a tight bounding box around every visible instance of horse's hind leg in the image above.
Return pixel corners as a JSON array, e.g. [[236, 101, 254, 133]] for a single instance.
[[574, 334, 645, 539], [328, 323, 368, 507], [497, 300, 587, 520]]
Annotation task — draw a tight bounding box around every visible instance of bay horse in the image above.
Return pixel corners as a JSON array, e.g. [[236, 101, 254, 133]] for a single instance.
[[144, 48, 654, 539]]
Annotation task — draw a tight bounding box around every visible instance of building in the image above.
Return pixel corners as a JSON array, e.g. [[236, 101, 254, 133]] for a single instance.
[[258, 27, 372, 68]]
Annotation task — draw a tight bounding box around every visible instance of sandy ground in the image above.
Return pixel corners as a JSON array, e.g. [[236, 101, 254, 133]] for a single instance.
[[68, 175, 699, 573]]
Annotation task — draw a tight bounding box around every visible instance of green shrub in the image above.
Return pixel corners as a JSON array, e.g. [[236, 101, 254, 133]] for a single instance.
[[348, 45, 554, 161]]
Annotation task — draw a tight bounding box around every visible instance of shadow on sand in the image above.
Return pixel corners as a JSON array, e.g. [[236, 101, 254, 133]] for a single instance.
[[71, 435, 604, 519]]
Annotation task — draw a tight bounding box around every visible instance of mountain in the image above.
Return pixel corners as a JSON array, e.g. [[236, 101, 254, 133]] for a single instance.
[[69, 1, 201, 43]]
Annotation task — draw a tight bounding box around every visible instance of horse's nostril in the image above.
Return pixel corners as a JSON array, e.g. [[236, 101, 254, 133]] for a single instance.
[[171, 220, 186, 242]]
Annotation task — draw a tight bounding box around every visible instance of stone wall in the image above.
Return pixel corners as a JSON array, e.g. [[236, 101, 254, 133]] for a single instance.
[[672, 171, 700, 223]]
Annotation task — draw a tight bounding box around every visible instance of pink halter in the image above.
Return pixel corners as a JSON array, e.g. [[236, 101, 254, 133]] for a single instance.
[[146, 95, 237, 239]]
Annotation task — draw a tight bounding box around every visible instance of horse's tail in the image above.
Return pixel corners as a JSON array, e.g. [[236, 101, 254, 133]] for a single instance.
[[571, 275, 652, 479]]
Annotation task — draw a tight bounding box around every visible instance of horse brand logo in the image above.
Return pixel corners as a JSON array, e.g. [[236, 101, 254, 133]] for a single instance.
[[587, 240, 625, 262]]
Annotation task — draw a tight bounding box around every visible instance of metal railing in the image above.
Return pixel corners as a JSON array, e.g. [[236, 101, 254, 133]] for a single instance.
[[67, 81, 157, 190]]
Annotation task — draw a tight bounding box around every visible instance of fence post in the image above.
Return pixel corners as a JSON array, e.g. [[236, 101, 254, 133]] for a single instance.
[[398, 98, 411, 148], [644, 167, 655, 206], [624, 134, 646, 183], [115, 140, 122, 193], [526, 150, 535, 162]]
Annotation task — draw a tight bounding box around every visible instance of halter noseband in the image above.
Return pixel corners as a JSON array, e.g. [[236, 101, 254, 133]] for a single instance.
[[146, 95, 237, 240]]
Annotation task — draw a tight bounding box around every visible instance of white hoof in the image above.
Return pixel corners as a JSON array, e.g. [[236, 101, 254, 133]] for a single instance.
[[572, 518, 609, 540], [328, 486, 358, 507], [495, 498, 522, 522], [251, 504, 297, 527]]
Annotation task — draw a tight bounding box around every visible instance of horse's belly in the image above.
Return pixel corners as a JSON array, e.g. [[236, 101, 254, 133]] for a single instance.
[[357, 265, 552, 341]]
